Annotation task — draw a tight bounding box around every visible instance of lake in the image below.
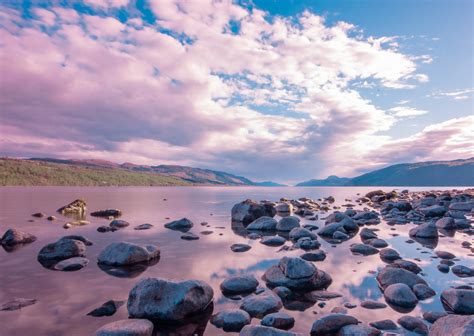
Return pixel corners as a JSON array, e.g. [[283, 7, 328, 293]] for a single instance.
[[0, 186, 472, 335]]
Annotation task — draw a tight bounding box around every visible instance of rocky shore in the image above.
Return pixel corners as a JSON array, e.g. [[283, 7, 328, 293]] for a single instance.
[[1, 189, 473, 335]]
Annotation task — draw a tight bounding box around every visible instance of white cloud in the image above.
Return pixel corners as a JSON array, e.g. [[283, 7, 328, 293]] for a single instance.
[[389, 106, 428, 118], [429, 88, 474, 101]]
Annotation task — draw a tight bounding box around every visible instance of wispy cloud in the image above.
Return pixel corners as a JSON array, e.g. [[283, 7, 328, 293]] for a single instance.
[[428, 88, 474, 101], [389, 106, 428, 118]]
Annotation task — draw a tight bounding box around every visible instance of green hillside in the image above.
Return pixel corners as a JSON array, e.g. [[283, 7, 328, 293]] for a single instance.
[[0, 159, 192, 186]]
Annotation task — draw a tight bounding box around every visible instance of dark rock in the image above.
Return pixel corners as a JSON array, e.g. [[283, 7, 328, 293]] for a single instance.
[[61, 235, 93, 246], [37, 237, 87, 268], [164, 218, 193, 232], [435, 250, 456, 259], [301, 251, 326, 262], [379, 248, 401, 261], [181, 232, 199, 240], [422, 311, 447, 323], [350, 244, 379, 256], [220, 275, 259, 295], [232, 199, 276, 225], [436, 217, 456, 230], [1, 229, 36, 246], [441, 288, 474, 314], [240, 291, 283, 318], [360, 300, 387, 309], [231, 243, 252, 253], [0, 298, 37, 311], [47, 216, 56, 221], [127, 277, 213, 321], [211, 309, 250, 332], [369, 319, 398, 330], [333, 231, 349, 240], [383, 283, 418, 308], [97, 242, 159, 266], [413, 283, 435, 300], [294, 237, 321, 250], [247, 216, 278, 230], [261, 312, 295, 330], [32, 212, 45, 218], [366, 239, 388, 248], [389, 259, 422, 274], [289, 227, 317, 241], [277, 216, 300, 232], [54, 257, 89, 271], [397, 316, 428, 335], [87, 300, 124, 317], [310, 313, 359, 335], [94, 319, 153, 336], [452, 265, 474, 278], [360, 228, 378, 241], [57, 199, 86, 215], [240, 325, 302, 336], [376, 266, 427, 290], [337, 324, 381, 336], [429, 314, 474, 336], [261, 236, 286, 246], [134, 223, 153, 230], [90, 209, 122, 218], [409, 222, 438, 238]]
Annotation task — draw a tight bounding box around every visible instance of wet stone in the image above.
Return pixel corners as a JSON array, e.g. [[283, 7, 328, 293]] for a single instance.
[[231, 243, 252, 253]]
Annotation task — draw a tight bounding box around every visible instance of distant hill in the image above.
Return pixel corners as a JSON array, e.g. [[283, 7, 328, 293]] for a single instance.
[[296, 175, 350, 186], [1, 158, 282, 186], [296, 158, 474, 187], [253, 181, 287, 187]]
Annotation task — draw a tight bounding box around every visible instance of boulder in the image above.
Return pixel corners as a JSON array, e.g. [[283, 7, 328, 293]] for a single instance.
[[413, 283, 436, 300], [211, 309, 251, 332], [422, 311, 447, 323], [350, 244, 379, 256], [337, 324, 381, 336], [383, 283, 418, 308], [1, 229, 36, 246], [87, 300, 124, 317], [240, 291, 283, 318], [360, 300, 386, 309], [231, 243, 252, 252], [57, 199, 86, 215], [379, 248, 401, 261], [220, 275, 259, 295], [289, 227, 317, 241], [441, 288, 474, 314], [277, 216, 300, 232], [301, 251, 326, 262], [310, 313, 359, 336], [369, 319, 398, 330], [110, 220, 130, 229], [388, 259, 422, 274], [240, 325, 302, 336], [54, 257, 89, 271], [436, 217, 456, 230], [94, 319, 153, 336], [376, 267, 427, 290], [449, 202, 474, 211], [419, 205, 447, 218], [37, 237, 87, 268], [127, 277, 213, 321], [429, 314, 474, 336], [397, 316, 428, 335], [97, 242, 160, 266], [247, 216, 278, 230], [232, 200, 276, 224], [409, 222, 438, 239], [435, 250, 456, 259], [261, 236, 286, 247], [452, 265, 474, 278], [261, 312, 295, 330], [164, 218, 193, 232]]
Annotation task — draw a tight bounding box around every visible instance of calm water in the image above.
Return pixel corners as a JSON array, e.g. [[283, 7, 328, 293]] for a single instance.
[[0, 187, 472, 335]]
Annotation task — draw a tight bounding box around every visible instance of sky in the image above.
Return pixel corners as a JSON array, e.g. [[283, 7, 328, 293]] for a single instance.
[[0, 0, 473, 184]]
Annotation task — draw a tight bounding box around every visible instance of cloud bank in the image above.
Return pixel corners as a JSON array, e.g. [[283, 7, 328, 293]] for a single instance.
[[0, 1, 471, 182]]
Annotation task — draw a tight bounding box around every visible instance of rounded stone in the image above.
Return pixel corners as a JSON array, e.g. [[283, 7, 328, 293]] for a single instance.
[[220, 275, 259, 295], [384, 283, 418, 308], [210, 309, 250, 332], [277, 216, 300, 232], [94, 319, 153, 336], [261, 312, 295, 330], [97, 242, 160, 266]]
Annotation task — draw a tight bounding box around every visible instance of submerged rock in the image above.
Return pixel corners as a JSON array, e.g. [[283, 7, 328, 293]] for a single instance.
[[310, 313, 359, 336], [87, 300, 124, 317], [134, 223, 153, 230], [181, 232, 199, 240], [110, 219, 130, 229], [90, 209, 122, 218], [127, 277, 213, 321], [164, 218, 193, 232], [211, 309, 250, 332], [429, 314, 474, 336], [94, 319, 153, 336], [231, 243, 252, 252], [220, 275, 259, 295], [0, 298, 37, 311], [97, 242, 160, 266], [54, 257, 89, 271], [1, 229, 36, 246], [360, 300, 387, 309]]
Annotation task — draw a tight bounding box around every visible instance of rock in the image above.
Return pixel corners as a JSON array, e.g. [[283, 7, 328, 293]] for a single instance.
[[310, 313, 359, 336], [277, 216, 300, 232], [220, 275, 259, 295], [63, 220, 90, 229], [0, 298, 37, 311], [436, 217, 456, 230], [389, 259, 422, 274], [280, 256, 316, 279], [181, 232, 199, 240], [54, 257, 89, 271], [379, 248, 401, 261], [337, 324, 381, 336], [294, 237, 321, 250], [109, 219, 130, 229], [1, 228, 36, 246], [333, 231, 349, 240], [240, 291, 283, 318], [452, 265, 474, 278], [47, 216, 56, 221], [240, 325, 302, 336], [369, 319, 397, 330], [61, 235, 93, 246], [57, 199, 86, 215], [164, 218, 193, 232], [365, 190, 385, 199], [211, 309, 251, 332], [261, 236, 286, 246], [32, 212, 45, 218], [301, 251, 326, 262], [37, 237, 87, 268], [366, 239, 388, 248], [449, 202, 474, 211], [94, 319, 153, 336], [376, 267, 427, 290], [441, 288, 474, 314], [438, 264, 450, 273], [232, 199, 276, 224], [360, 228, 378, 241], [422, 311, 447, 323], [97, 242, 160, 266], [134, 223, 153, 230], [419, 205, 447, 218], [429, 314, 474, 336], [91, 209, 122, 218], [97, 226, 115, 233], [289, 227, 317, 241], [350, 244, 379, 256], [276, 203, 293, 213], [383, 283, 418, 308], [127, 277, 213, 321], [435, 250, 456, 259], [413, 284, 435, 300], [261, 312, 295, 330], [87, 300, 124, 317], [231, 243, 252, 252], [360, 300, 387, 309], [409, 222, 438, 238], [397, 316, 428, 335], [247, 216, 278, 231]]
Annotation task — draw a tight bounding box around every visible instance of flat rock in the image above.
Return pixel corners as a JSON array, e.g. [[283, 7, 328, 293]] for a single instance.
[[1, 229, 36, 246], [127, 277, 213, 321], [376, 266, 427, 290], [261, 236, 286, 246], [350, 244, 379, 256], [134, 223, 153, 230], [220, 275, 259, 295], [261, 312, 295, 330], [164, 218, 193, 232], [54, 257, 89, 271], [231, 243, 252, 252], [452, 265, 474, 278], [441, 288, 474, 314], [97, 242, 160, 266], [360, 300, 387, 309], [383, 283, 418, 308], [181, 232, 199, 240], [211, 309, 251, 332], [90, 209, 122, 218], [301, 251, 326, 262], [397, 316, 428, 335], [87, 300, 124, 317], [240, 291, 283, 318], [429, 314, 474, 336], [94, 319, 153, 336], [310, 313, 359, 336], [337, 324, 381, 336], [0, 298, 37, 311], [369, 319, 398, 330]]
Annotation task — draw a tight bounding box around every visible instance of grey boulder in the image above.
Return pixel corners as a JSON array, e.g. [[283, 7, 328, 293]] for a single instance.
[[441, 288, 474, 314], [277, 216, 300, 232], [164, 218, 193, 232], [1, 228, 36, 246], [310, 313, 359, 336], [240, 290, 283, 318], [220, 275, 259, 295], [429, 314, 474, 336], [409, 222, 438, 238], [211, 309, 251, 332], [37, 237, 87, 268], [232, 200, 276, 225], [383, 283, 418, 308], [97, 242, 160, 266], [247, 216, 278, 230], [376, 266, 427, 290]]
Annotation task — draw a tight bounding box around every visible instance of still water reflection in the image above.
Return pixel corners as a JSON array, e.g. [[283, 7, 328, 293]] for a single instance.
[[0, 187, 472, 335]]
